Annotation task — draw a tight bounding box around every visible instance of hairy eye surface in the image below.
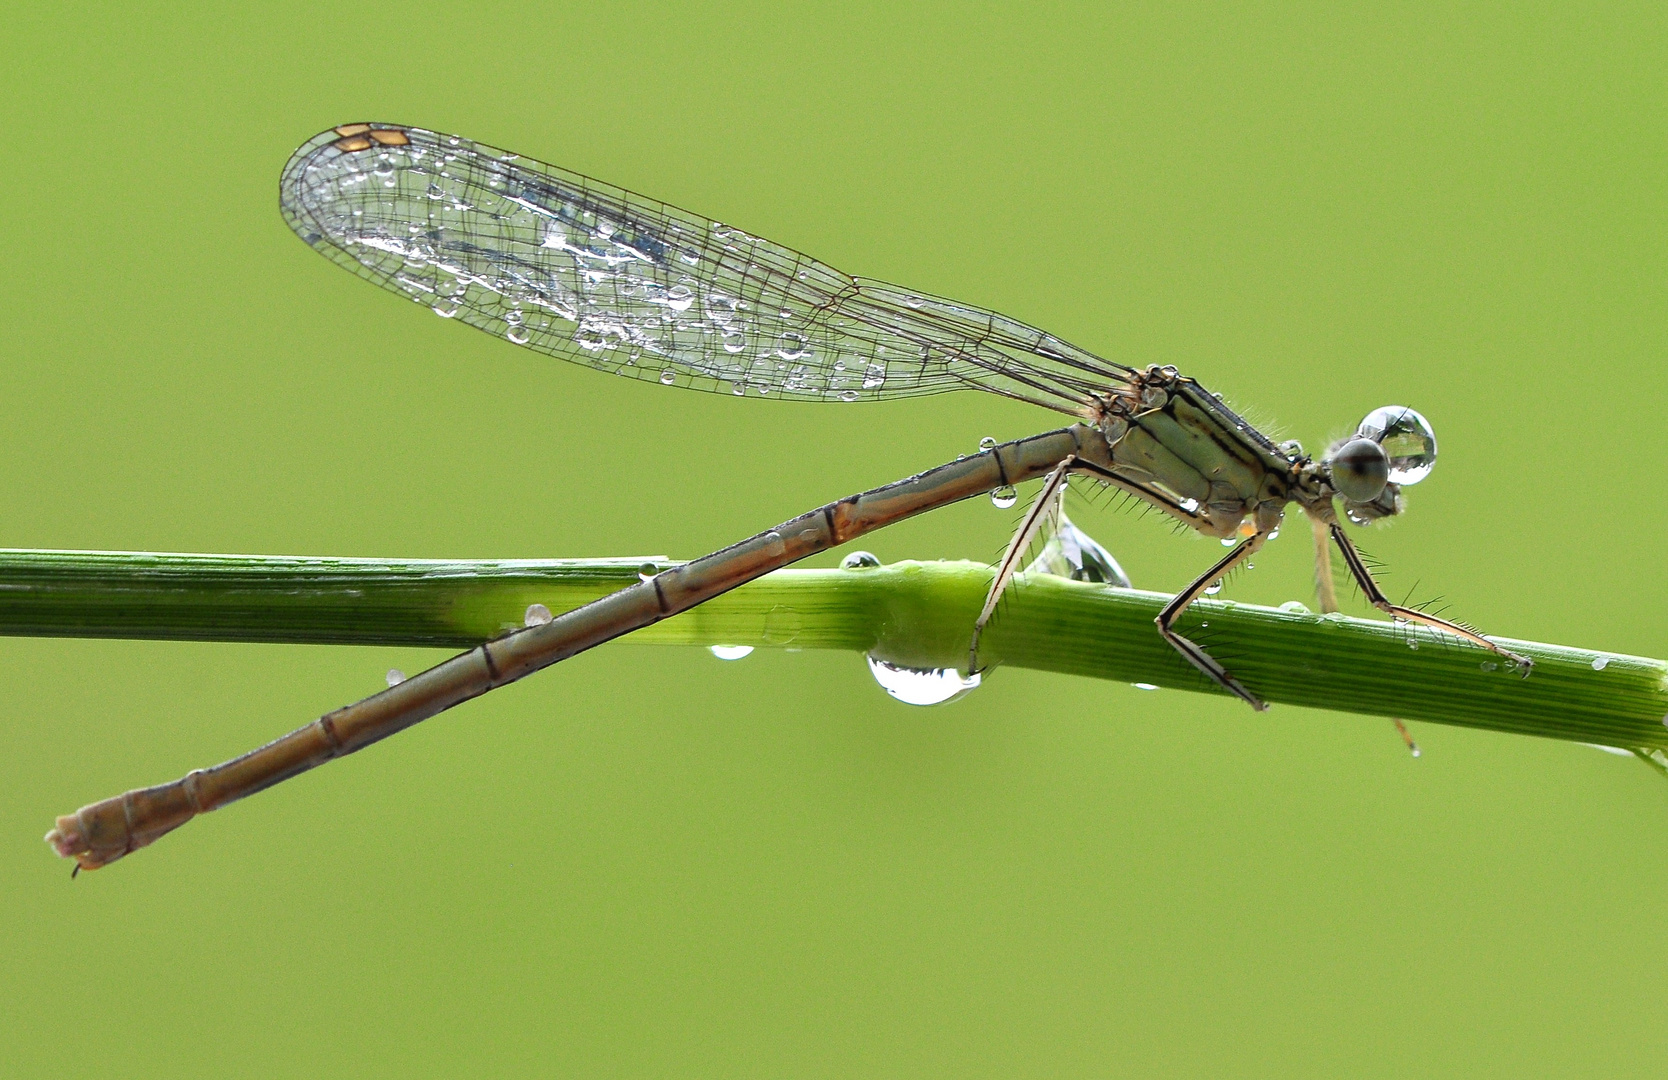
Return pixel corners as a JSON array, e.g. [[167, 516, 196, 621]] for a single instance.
[[1356, 405, 1437, 484], [1327, 437, 1391, 503]]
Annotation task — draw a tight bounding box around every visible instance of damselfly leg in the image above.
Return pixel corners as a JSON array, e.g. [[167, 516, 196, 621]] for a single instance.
[[1328, 522, 1533, 673], [968, 457, 1077, 675], [1156, 530, 1273, 710]]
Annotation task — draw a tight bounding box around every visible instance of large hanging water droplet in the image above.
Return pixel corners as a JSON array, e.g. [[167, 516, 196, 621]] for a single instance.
[[990, 486, 1018, 509], [840, 551, 881, 570], [1204, 580, 1223, 596], [866, 656, 981, 705], [709, 644, 754, 661], [1355, 405, 1438, 485], [524, 603, 553, 627], [1024, 510, 1131, 587]]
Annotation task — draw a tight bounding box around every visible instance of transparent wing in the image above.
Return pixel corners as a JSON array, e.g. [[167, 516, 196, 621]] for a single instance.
[[280, 124, 1135, 412]]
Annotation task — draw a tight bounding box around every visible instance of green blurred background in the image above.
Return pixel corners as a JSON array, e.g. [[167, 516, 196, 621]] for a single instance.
[[2, 2, 1665, 1075]]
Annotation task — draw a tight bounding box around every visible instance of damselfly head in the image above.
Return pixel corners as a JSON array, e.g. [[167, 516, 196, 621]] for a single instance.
[[1322, 405, 1436, 524]]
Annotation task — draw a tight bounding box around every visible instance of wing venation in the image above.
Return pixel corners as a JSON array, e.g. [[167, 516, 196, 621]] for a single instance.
[[279, 124, 1135, 411]]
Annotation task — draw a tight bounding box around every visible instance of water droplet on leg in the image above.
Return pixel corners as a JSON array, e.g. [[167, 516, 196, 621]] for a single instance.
[[524, 603, 553, 626], [990, 485, 1018, 509], [386, 669, 407, 687]]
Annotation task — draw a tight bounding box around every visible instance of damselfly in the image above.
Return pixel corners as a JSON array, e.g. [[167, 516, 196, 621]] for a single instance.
[[47, 123, 1530, 870]]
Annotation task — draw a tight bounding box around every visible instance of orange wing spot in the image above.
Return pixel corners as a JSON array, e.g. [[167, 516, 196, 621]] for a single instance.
[[332, 134, 374, 152], [368, 128, 410, 146], [333, 123, 373, 137]]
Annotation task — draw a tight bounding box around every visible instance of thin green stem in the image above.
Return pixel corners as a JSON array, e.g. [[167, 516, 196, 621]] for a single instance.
[[1, 549, 1663, 752]]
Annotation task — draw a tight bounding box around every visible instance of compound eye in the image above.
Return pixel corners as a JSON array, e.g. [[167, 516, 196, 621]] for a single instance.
[[1327, 437, 1390, 503], [1356, 405, 1437, 484]]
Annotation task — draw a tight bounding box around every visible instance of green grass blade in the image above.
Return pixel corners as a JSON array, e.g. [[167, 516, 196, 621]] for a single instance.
[[0, 549, 1661, 750]]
